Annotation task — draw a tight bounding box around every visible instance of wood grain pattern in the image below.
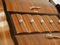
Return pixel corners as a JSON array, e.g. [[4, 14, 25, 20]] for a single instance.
[[3, 0, 60, 45], [0, 0, 14, 45], [4, 0, 60, 33], [15, 33, 60, 45]]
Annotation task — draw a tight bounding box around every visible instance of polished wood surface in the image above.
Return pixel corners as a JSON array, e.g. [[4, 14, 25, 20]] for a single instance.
[[0, 0, 14, 45], [1, 0, 60, 45], [4, 0, 60, 33], [15, 33, 60, 45]]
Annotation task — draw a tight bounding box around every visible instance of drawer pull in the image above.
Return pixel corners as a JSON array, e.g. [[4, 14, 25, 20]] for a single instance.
[[46, 34, 60, 39], [30, 6, 41, 10]]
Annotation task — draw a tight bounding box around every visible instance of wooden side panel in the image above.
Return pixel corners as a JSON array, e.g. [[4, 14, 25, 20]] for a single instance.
[[0, 0, 14, 45]]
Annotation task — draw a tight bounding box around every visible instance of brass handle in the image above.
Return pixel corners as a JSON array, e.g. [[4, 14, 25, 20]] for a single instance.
[[46, 34, 60, 39], [30, 6, 41, 12], [30, 6, 41, 10]]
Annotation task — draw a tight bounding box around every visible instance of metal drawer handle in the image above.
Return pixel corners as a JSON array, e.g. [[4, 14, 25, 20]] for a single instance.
[[46, 34, 60, 39], [30, 6, 41, 10]]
